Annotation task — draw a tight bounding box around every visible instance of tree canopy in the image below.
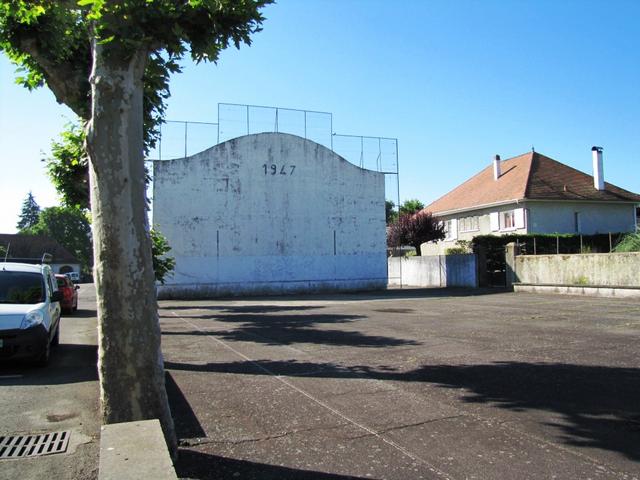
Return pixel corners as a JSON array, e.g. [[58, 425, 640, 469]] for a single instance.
[[387, 211, 445, 256], [399, 198, 425, 216], [22, 205, 92, 270], [16, 191, 41, 230]]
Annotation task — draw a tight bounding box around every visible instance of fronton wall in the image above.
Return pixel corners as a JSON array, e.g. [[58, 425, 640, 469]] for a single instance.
[[153, 133, 386, 298]]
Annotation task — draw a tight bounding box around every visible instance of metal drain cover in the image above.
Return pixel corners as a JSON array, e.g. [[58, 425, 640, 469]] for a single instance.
[[0, 431, 70, 459]]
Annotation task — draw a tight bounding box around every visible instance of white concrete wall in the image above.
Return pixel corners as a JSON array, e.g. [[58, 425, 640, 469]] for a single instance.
[[514, 252, 640, 287], [153, 133, 386, 298], [388, 255, 477, 287]]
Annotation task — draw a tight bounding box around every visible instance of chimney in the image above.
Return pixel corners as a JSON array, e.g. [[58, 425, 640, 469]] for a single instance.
[[591, 146, 604, 191], [493, 154, 501, 181]]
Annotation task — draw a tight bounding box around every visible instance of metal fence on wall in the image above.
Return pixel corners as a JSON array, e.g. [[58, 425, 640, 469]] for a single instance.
[[146, 103, 400, 210]]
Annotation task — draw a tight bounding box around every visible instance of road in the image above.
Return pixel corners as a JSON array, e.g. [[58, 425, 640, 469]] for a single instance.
[[0, 283, 100, 480]]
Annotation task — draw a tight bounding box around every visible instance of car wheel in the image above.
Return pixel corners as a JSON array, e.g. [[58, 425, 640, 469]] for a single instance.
[[52, 324, 60, 347], [33, 339, 51, 367]]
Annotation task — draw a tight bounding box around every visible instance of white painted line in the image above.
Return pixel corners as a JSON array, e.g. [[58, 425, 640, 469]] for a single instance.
[[171, 311, 453, 479]]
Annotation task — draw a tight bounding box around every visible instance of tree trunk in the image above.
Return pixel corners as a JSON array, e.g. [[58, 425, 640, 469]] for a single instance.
[[414, 243, 422, 256], [85, 40, 176, 456]]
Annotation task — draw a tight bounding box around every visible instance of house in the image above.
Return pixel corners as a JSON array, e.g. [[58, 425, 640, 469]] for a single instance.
[[421, 148, 640, 255], [0, 233, 82, 276]]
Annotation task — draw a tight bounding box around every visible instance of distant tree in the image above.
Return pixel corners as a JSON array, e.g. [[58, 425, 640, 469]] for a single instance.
[[385, 200, 398, 225], [387, 211, 445, 256], [399, 198, 425, 216], [16, 192, 41, 230], [23, 206, 92, 271]]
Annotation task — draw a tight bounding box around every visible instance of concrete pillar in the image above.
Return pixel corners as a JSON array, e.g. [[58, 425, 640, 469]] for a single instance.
[[505, 242, 518, 290]]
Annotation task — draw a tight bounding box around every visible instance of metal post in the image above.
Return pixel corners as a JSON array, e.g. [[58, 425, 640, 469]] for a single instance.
[[304, 111, 307, 139], [556, 235, 559, 254], [609, 232, 612, 252], [184, 122, 188, 158], [158, 123, 162, 160], [275, 108, 279, 133], [580, 235, 583, 253], [246, 105, 250, 135], [330, 113, 333, 150], [533, 237, 537, 255], [360, 136, 364, 168]]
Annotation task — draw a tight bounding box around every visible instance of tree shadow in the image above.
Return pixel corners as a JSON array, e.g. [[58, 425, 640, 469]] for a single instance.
[[176, 449, 371, 480], [165, 371, 206, 439], [166, 359, 640, 461], [0, 343, 98, 385], [162, 312, 419, 348]]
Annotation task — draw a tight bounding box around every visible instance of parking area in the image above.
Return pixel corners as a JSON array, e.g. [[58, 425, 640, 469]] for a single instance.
[[160, 289, 640, 480]]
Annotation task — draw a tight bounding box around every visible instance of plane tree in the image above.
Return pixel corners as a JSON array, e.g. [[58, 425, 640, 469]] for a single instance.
[[0, 0, 270, 454]]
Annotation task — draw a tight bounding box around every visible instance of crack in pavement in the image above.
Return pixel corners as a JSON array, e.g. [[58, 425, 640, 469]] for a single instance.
[[342, 415, 467, 440], [178, 422, 349, 447]]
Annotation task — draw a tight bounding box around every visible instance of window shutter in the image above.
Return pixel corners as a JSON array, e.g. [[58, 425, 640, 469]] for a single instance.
[[490, 212, 500, 231], [514, 208, 525, 229], [450, 218, 458, 239]]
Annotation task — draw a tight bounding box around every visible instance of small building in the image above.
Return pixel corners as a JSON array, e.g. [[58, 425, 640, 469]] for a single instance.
[[422, 148, 640, 255], [0, 233, 81, 275]]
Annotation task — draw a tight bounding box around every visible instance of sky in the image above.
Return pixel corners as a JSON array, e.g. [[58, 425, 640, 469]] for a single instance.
[[1, 0, 639, 233]]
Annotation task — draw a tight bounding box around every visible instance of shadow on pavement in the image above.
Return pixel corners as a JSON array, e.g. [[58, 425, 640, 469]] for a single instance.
[[175, 449, 371, 480], [0, 343, 98, 385], [160, 286, 508, 307], [162, 312, 419, 348], [167, 359, 640, 461], [165, 371, 206, 439]]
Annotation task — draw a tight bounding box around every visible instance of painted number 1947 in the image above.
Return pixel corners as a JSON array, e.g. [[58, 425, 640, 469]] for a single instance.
[[263, 164, 296, 176]]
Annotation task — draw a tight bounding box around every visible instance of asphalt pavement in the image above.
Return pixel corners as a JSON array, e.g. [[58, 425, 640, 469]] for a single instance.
[[160, 289, 640, 480], [0, 283, 100, 480]]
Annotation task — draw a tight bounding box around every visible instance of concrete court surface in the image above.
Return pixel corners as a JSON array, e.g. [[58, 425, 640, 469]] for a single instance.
[[160, 289, 640, 480]]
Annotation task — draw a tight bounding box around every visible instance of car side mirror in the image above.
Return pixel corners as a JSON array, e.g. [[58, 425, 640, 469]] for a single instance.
[[51, 291, 63, 303]]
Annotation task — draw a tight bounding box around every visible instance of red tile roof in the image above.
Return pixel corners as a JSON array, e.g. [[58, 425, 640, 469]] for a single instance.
[[0, 234, 79, 263], [424, 152, 640, 215]]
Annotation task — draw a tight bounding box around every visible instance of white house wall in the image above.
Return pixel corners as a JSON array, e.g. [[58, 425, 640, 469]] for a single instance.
[[153, 133, 387, 298], [527, 202, 636, 235]]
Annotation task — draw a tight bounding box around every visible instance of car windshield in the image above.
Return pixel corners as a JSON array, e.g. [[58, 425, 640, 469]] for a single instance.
[[0, 271, 45, 304]]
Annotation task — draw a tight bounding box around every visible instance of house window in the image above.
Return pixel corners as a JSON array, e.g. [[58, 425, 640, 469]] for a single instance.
[[502, 211, 516, 229], [444, 219, 458, 240], [459, 216, 479, 232]]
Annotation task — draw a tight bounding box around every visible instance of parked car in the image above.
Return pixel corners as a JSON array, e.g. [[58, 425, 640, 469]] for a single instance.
[[66, 271, 80, 283], [55, 274, 79, 314], [0, 262, 62, 366]]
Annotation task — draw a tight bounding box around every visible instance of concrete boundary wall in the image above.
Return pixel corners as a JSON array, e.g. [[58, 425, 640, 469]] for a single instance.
[[513, 252, 640, 287], [388, 255, 477, 288]]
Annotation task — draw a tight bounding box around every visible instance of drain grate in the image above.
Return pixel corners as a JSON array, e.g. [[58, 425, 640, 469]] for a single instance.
[[0, 431, 70, 459]]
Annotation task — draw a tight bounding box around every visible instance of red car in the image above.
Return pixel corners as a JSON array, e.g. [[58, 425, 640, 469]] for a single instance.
[[55, 274, 79, 314]]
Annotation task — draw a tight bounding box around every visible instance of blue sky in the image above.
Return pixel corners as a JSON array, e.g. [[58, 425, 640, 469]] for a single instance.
[[1, 0, 639, 233]]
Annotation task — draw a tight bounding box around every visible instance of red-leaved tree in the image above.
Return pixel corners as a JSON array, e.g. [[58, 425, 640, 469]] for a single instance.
[[387, 211, 445, 256]]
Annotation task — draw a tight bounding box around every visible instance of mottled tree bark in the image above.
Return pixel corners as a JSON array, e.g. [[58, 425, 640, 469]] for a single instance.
[[85, 40, 176, 456]]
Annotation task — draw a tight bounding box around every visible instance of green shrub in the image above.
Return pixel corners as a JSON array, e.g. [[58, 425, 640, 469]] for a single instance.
[[613, 233, 640, 252]]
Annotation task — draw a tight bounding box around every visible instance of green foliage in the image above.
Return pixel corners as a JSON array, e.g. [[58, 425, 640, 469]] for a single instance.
[[612, 232, 640, 252], [385, 200, 398, 225], [399, 199, 425, 216], [445, 247, 467, 255], [150, 228, 175, 285], [573, 275, 589, 286], [16, 191, 41, 230], [46, 123, 90, 210], [22, 206, 92, 271]]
